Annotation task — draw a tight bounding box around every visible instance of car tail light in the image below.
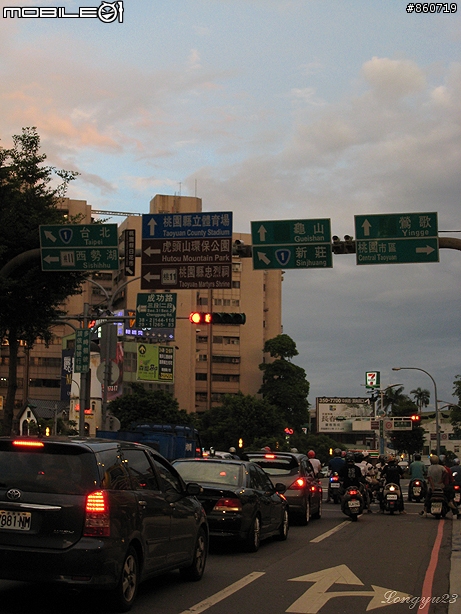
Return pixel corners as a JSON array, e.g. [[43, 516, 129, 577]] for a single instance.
[[84, 490, 110, 537], [289, 478, 306, 490], [454, 485, 460, 491], [265, 454, 276, 459], [12, 439, 44, 448], [213, 498, 242, 512]]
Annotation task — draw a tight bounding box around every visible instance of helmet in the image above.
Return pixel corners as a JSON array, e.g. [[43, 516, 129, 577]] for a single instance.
[[345, 452, 355, 462], [453, 458, 460, 465], [261, 446, 271, 452], [439, 454, 446, 464], [229, 447, 237, 454], [308, 450, 315, 458], [414, 453, 421, 460], [355, 453, 364, 463], [290, 447, 299, 453], [334, 448, 341, 456], [430, 455, 439, 464]]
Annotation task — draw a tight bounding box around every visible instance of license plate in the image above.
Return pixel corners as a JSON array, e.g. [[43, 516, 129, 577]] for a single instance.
[[0, 510, 32, 531], [348, 500, 360, 508], [455, 494, 460, 503], [431, 503, 442, 514], [413, 487, 421, 496], [330, 483, 340, 488], [387, 494, 398, 500]]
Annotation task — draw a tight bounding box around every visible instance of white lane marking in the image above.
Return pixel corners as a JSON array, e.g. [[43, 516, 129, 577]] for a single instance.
[[310, 521, 350, 543], [179, 571, 266, 613]]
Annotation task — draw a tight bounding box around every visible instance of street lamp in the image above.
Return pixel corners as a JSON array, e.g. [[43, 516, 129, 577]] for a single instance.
[[392, 367, 439, 455]]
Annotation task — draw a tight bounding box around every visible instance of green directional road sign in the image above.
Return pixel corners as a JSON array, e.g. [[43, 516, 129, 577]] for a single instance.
[[74, 330, 91, 373], [136, 293, 177, 329], [39, 224, 119, 271], [354, 212, 439, 265], [251, 219, 332, 269]]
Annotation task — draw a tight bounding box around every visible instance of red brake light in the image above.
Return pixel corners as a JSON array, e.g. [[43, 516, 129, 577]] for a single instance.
[[265, 454, 276, 459], [84, 491, 110, 537], [12, 439, 44, 448], [349, 489, 358, 496], [214, 498, 242, 512], [454, 485, 460, 491], [288, 478, 306, 490]]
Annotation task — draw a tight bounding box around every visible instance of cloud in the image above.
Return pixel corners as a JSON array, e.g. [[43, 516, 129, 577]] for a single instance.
[[361, 56, 427, 100]]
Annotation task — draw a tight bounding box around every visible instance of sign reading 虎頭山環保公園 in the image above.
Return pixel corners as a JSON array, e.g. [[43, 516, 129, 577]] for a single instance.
[[354, 212, 439, 265], [251, 219, 332, 269]]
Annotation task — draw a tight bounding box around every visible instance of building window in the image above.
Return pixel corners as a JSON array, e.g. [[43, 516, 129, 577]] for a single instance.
[[212, 374, 240, 382], [196, 336, 208, 344], [197, 297, 209, 306], [195, 393, 208, 402], [232, 263, 241, 272], [231, 299, 240, 307], [212, 356, 240, 364], [232, 281, 240, 289], [195, 373, 207, 381], [198, 354, 207, 362]]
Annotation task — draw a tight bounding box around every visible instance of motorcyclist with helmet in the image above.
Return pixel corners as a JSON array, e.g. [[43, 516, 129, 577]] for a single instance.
[[379, 455, 406, 513], [326, 448, 345, 503], [307, 450, 321, 477], [338, 452, 364, 490], [452, 458, 461, 483], [419, 454, 458, 517], [439, 454, 459, 518], [409, 453, 426, 480]]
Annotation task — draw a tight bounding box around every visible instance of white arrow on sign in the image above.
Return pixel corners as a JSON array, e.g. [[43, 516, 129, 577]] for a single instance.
[[143, 272, 160, 282], [415, 245, 435, 255], [44, 255, 60, 263], [137, 304, 147, 313], [147, 218, 157, 236], [257, 225, 267, 242], [44, 230, 57, 243], [257, 251, 271, 265], [144, 246, 161, 257], [361, 219, 372, 236], [287, 565, 412, 613]]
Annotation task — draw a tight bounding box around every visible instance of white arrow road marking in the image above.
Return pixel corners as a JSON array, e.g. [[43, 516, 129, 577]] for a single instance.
[[257, 251, 271, 265], [257, 224, 267, 242], [287, 565, 412, 613], [362, 219, 372, 236], [415, 245, 435, 255], [44, 230, 57, 242], [179, 572, 265, 614]]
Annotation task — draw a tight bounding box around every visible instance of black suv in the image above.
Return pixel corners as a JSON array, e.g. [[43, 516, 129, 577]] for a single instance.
[[0, 437, 208, 611]]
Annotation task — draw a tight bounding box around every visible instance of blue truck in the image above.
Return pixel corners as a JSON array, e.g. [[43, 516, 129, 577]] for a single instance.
[[96, 423, 202, 462]]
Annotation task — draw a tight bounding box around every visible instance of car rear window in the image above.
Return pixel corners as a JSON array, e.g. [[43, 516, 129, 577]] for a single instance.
[[246, 455, 299, 476], [0, 444, 98, 495], [175, 461, 242, 486]]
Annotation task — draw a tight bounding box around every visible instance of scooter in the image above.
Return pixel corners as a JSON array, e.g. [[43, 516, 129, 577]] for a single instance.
[[341, 486, 364, 521], [408, 478, 427, 502], [453, 483, 461, 508], [428, 488, 449, 519], [380, 482, 404, 514], [328, 472, 341, 503]]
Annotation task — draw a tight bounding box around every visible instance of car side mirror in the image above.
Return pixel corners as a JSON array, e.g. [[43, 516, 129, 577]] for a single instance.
[[186, 482, 203, 496], [274, 483, 286, 494]]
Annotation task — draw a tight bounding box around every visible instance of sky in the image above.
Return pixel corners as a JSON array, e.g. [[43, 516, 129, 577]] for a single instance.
[[0, 0, 460, 411]]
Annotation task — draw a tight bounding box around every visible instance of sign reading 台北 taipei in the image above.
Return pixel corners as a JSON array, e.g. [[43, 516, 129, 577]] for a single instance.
[[141, 212, 233, 290], [354, 212, 439, 265]]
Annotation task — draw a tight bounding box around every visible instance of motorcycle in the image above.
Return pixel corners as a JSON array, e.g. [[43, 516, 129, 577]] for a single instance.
[[408, 478, 427, 502], [453, 483, 461, 509], [428, 488, 449, 519], [341, 486, 364, 521], [380, 482, 404, 514], [328, 472, 341, 503]]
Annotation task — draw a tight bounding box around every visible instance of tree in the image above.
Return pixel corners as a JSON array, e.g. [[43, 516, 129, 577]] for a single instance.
[[410, 387, 430, 413], [380, 386, 407, 415], [108, 384, 192, 429], [258, 334, 310, 431], [449, 375, 461, 437], [197, 392, 284, 452], [0, 128, 86, 435], [389, 398, 425, 457]]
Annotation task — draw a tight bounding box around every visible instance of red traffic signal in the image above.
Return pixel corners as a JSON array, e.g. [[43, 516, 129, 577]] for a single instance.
[[410, 414, 421, 422], [189, 312, 246, 325]]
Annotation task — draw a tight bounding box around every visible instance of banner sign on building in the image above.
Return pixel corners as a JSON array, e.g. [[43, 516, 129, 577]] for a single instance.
[[316, 397, 372, 433], [74, 330, 91, 373], [61, 349, 73, 400], [136, 344, 174, 383]]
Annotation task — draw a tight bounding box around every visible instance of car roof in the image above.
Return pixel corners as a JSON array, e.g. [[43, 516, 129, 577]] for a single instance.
[[173, 458, 247, 465], [0, 436, 162, 455]]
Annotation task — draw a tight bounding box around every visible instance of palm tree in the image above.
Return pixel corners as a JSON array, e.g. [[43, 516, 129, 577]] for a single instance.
[[410, 387, 430, 413], [380, 386, 406, 415]]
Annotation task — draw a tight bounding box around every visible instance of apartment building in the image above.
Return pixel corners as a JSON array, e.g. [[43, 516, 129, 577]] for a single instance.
[[0, 195, 282, 428]]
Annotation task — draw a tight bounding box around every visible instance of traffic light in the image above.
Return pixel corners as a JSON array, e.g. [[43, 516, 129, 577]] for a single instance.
[[332, 235, 356, 254], [410, 414, 421, 428], [189, 312, 246, 325]]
